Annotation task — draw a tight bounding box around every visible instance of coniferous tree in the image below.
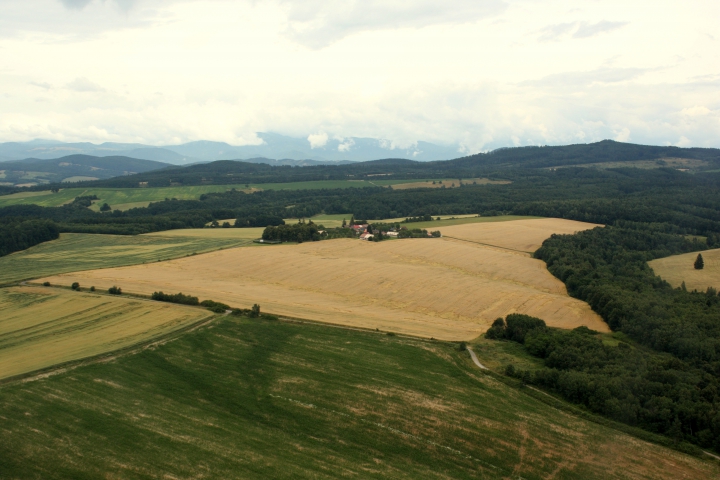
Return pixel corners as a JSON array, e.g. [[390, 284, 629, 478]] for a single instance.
[[695, 253, 705, 270]]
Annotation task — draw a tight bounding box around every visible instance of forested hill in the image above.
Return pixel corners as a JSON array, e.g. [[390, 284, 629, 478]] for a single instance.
[[451, 140, 720, 169], [0, 154, 171, 188], [13, 140, 715, 190]]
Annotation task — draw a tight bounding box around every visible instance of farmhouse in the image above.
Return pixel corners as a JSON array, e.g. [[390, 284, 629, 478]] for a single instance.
[[359, 232, 374, 241]]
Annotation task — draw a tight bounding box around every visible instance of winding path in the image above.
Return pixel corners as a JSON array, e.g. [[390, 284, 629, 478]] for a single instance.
[[466, 347, 488, 370]]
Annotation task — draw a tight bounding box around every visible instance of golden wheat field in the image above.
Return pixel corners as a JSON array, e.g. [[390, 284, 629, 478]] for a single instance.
[[0, 286, 212, 380], [440, 217, 602, 252], [39, 219, 606, 340], [649, 248, 720, 291]]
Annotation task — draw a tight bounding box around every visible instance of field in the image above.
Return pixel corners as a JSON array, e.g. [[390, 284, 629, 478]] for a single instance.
[[0, 232, 256, 285], [0, 317, 715, 479], [440, 218, 602, 253], [389, 178, 510, 189], [39, 219, 607, 340], [0, 286, 212, 380], [0, 178, 510, 211], [649, 247, 720, 291]]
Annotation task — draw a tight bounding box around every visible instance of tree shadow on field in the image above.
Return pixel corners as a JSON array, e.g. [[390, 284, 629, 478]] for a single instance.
[[138, 319, 297, 419]]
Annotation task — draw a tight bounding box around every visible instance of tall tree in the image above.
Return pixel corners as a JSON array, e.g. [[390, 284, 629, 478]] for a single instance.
[[694, 253, 705, 270]]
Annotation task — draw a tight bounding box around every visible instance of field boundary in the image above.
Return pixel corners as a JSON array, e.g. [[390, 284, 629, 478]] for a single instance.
[[442, 235, 533, 255], [0, 299, 218, 387]]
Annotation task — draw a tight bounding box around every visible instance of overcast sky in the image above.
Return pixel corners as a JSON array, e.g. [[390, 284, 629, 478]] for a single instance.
[[1, 0, 718, 153]]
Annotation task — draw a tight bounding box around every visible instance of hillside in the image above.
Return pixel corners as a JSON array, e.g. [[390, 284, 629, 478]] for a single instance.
[[24, 140, 717, 190], [0, 154, 170, 187]]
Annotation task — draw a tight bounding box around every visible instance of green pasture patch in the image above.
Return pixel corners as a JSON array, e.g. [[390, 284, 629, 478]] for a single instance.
[[0, 233, 253, 284], [0, 319, 714, 478]]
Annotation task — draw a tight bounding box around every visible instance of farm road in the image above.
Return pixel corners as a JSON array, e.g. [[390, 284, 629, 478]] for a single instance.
[[466, 347, 488, 370]]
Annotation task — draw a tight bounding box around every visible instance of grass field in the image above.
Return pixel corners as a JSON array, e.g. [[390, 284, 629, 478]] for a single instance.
[[0, 232, 255, 285], [0, 317, 715, 479], [649, 248, 720, 291], [40, 219, 606, 339], [0, 286, 212, 380], [0, 178, 510, 211]]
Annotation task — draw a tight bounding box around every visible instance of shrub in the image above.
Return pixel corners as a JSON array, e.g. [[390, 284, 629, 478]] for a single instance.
[[71, 282, 80, 291], [42, 281, 50, 286], [90, 286, 95, 292], [201, 299, 231, 313], [251, 303, 261, 318], [108, 286, 122, 295], [152, 291, 200, 306]]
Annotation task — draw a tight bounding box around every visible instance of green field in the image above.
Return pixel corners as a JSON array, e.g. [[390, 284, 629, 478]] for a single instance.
[[0, 232, 255, 285], [0, 317, 714, 479], [0, 178, 506, 211], [0, 286, 213, 380]]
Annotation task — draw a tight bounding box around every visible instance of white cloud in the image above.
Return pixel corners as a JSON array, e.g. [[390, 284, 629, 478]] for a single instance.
[[279, 0, 508, 48], [337, 138, 354, 152], [307, 131, 328, 148], [0, 0, 718, 150], [66, 77, 104, 92]]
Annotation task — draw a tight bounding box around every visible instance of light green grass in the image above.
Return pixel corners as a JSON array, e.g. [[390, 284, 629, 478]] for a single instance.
[[393, 215, 543, 229], [0, 178, 509, 210], [0, 233, 254, 285], [0, 317, 714, 479]]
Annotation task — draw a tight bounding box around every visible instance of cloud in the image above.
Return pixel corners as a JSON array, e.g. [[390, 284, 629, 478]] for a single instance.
[[523, 67, 649, 88], [29, 81, 53, 90], [573, 20, 627, 39], [59, 0, 93, 9], [66, 77, 105, 92], [337, 138, 354, 152], [307, 131, 328, 148], [280, 0, 508, 48], [538, 20, 627, 42]]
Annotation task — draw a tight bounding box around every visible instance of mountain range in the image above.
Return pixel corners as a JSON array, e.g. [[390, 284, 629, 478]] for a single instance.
[[0, 133, 464, 165]]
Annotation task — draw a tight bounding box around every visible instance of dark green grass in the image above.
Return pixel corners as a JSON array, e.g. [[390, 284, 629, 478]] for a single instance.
[[0, 318, 716, 479]]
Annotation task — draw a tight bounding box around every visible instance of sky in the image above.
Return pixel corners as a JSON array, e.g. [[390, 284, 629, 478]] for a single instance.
[[0, 0, 719, 154]]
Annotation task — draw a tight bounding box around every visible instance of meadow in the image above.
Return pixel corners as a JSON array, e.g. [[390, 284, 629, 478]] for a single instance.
[[0, 232, 255, 285], [39, 219, 607, 340], [0, 286, 212, 380], [649, 247, 720, 291], [0, 177, 507, 211], [0, 317, 715, 479]]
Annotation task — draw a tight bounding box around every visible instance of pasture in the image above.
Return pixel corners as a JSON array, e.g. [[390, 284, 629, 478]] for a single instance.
[[0, 286, 212, 380], [0, 232, 254, 285], [39, 219, 607, 340], [649, 247, 720, 291], [0, 317, 714, 479]]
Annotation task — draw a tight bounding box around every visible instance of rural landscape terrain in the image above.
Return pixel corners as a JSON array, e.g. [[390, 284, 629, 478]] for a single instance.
[[3, 140, 720, 478]]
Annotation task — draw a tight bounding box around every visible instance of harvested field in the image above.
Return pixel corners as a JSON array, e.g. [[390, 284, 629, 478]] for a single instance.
[[0, 286, 212, 380], [649, 248, 720, 291], [40, 219, 606, 339], [440, 217, 602, 252]]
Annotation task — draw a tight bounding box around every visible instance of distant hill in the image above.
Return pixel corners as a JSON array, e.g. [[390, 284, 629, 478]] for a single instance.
[[0, 155, 170, 188], [0, 133, 462, 164]]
